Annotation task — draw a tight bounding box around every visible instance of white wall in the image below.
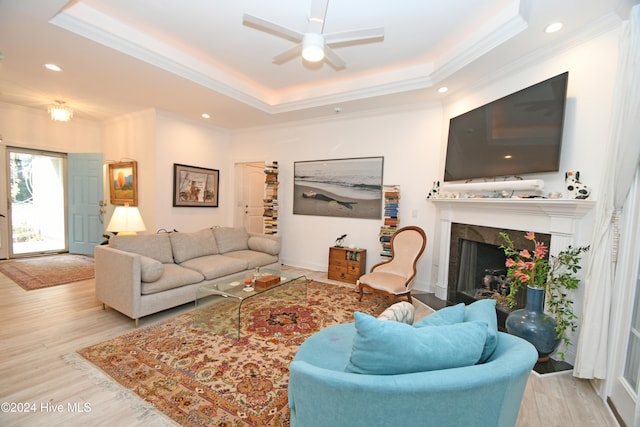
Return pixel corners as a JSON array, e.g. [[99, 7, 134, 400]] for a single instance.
[[0, 102, 102, 256], [437, 27, 621, 349], [0, 102, 101, 153], [154, 111, 232, 231], [101, 109, 233, 233], [230, 25, 621, 295], [443, 28, 619, 200], [231, 106, 444, 291]]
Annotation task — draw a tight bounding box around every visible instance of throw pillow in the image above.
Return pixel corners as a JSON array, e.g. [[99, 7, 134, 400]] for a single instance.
[[413, 302, 465, 327], [345, 312, 487, 375], [377, 301, 415, 324], [139, 255, 164, 283], [248, 235, 280, 255], [464, 298, 499, 363]]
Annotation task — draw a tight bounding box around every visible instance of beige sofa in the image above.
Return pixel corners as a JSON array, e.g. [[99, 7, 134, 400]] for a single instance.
[[94, 226, 280, 325]]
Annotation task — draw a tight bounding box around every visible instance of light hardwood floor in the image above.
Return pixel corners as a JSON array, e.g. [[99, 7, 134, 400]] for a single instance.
[[0, 265, 619, 426]]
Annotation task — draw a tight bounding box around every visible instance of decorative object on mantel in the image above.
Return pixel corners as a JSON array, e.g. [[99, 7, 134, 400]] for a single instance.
[[500, 231, 590, 361], [438, 179, 545, 197], [565, 170, 591, 199], [334, 234, 347, 247], [426, 180, 440, 198]]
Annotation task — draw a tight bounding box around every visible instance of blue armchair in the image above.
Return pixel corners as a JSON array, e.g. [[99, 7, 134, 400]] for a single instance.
[[288, 322, 537, 427]]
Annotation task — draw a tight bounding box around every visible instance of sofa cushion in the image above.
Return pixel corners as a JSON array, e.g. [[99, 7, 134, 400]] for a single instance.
[[345, 312, 487, 375], [223, 250, 279, 270], [110, 233, 174, 264], [140, 263, 204, 295], [413, 303, 465, 327], [170, 228, 219, 263], [213, 227, 249, 253], [464, 298, 499, 363], [248, 235, 280, 255], [179, 254, 248, 280], [139, 255, 164, 283]]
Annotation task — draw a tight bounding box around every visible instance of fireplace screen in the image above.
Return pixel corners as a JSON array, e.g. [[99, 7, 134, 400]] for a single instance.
[[448, 223, 551, 329]]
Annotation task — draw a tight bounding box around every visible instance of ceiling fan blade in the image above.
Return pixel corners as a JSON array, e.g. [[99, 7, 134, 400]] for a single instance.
[[242, 13, 303, 43], [307, 0, 329, 33], [324, 27, 385, 46], [324, 47, 346, 70], [272, 44, 303, 64]]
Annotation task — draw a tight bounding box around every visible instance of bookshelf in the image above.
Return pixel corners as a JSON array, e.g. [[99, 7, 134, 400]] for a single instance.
[[263, 161, 278, 235], [379, 185, 400, 258]]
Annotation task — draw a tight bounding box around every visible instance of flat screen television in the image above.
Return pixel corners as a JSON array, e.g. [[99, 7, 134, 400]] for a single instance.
[[443, 72, 568, 182]]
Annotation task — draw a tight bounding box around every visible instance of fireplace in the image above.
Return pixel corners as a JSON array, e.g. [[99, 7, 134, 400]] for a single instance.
[[447, 223, 551, 330], [430, 198, 595, 360]]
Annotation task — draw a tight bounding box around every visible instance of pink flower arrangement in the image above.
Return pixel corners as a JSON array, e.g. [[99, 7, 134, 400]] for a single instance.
[[500, 230, 590, 354], [502, 231, 549, 287]]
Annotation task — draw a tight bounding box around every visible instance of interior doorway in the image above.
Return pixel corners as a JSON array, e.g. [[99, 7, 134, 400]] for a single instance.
[[7, 148, 67, 257], [234, 162, 265, 234]]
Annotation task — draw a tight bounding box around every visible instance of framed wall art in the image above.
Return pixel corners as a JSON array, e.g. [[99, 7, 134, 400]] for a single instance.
[[173, 163, 219, 207], [108, 161, 138, 206], [293, 156, 383, 219]]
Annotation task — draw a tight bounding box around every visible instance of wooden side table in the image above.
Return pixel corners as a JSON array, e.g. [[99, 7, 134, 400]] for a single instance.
[[328, 247, 367, 284]]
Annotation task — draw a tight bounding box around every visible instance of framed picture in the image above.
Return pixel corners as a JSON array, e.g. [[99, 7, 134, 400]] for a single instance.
[[294, 156, 384, 219], [173, 163, 219, 207], [108, 161, 138, 206]]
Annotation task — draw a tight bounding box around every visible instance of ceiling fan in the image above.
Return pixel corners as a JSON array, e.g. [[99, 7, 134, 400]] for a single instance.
[[242, 0, 384, 70]]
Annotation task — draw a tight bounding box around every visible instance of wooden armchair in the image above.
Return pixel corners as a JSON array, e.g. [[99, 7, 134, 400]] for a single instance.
[[357, 226, 426, 303]]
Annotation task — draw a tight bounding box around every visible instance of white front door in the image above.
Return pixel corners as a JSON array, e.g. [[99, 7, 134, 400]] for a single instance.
[[234, 162, 265, 234]]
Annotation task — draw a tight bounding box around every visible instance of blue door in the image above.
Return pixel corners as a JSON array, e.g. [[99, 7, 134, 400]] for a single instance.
[[68, 153, 104, 255]]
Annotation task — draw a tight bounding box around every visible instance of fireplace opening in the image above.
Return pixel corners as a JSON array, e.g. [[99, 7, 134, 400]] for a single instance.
[[448, 223, 551, 330]]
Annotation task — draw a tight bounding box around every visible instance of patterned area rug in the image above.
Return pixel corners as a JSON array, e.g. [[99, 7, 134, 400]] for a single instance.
[[79, 280, 389, 426], [0, 254, 95, 290]]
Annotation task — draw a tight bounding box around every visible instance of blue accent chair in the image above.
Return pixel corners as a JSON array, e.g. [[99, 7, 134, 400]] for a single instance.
[[288, 323, 537, 427]]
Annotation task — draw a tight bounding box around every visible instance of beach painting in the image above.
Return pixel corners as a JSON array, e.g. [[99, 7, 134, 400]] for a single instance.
[[294, 157, 383, 219]]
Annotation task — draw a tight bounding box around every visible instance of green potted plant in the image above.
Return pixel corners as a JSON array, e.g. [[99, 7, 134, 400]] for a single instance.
[[499, 231, 589, 361]]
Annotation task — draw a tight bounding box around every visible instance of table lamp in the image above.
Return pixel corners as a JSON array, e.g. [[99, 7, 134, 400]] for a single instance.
[[106, 204, 146, 235]]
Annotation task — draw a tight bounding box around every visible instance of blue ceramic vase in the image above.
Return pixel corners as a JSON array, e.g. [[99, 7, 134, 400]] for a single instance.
[[505, 286, 561, 362]]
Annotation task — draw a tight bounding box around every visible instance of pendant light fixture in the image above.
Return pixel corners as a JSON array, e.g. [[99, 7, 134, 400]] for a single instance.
[[48, 101, 73, 122]]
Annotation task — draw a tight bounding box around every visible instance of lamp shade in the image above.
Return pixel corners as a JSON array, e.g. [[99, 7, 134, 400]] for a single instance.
[[106, 205, 146, 234]]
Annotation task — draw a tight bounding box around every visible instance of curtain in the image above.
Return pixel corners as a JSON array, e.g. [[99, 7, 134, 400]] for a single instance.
[[574, 5, 640, 379]]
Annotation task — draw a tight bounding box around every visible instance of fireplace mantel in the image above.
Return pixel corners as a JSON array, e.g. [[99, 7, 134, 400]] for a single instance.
[[430, 198, 595, 299]]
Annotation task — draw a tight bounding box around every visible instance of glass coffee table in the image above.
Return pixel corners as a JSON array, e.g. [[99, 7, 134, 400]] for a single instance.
[[194, 268, 307, 339]]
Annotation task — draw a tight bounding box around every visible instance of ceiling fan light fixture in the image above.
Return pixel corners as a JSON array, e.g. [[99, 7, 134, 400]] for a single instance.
[[302, 33, 325, 62], [48, 101, 73, 122]]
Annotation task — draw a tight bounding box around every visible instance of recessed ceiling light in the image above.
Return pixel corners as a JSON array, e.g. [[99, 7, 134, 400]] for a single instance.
[[201, 113, 210, 119], [544, 22, 563, 33], [438, 86, 448, 93], [504, 155, 513, 159], [45, 63, 62, 72]]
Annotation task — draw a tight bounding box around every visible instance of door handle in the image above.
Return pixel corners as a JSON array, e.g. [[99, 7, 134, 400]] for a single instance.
[[98, 200, 107, 224]]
